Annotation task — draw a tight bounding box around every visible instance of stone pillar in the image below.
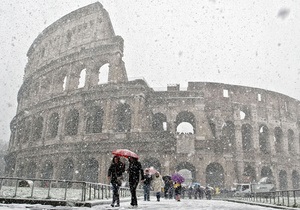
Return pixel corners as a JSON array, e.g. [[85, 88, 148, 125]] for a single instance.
[[269, 127, 276, 155], [108, 53, 128, 83], [77, 107, 86, 137], [58, 107, 67, 141], [85, 64, 99, 89], [252, 124, 259, 151], [102, 100, 113, 133], [66, 64, 80, 91], [234, 124, 244, 182], [131, 95, 145, 132]]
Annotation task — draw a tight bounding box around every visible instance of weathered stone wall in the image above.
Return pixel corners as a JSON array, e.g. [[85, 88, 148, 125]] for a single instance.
[[5, 2, 300, 190]]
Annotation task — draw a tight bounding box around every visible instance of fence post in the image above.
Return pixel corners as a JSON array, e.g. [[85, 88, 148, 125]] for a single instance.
[[293, 190, 296, 207], [81, 182, 86, 201], [13, 179, 18, 197], [64, 182, 68, 200], [287, 190, 289, 207], [30, 181, 35, 198], [47, 181, 51, 199]]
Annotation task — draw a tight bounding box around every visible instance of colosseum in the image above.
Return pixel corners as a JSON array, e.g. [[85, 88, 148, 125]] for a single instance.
[[5, 2, 300, 190]]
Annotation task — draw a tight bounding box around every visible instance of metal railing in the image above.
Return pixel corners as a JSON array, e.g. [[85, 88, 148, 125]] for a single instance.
[[0, 177, 142, 202], [244, 190, 300, 208], [222, 189, 300, 208]]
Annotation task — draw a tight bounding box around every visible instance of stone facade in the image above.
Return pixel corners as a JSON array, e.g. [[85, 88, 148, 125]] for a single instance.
[[5, 2, 300, 190]]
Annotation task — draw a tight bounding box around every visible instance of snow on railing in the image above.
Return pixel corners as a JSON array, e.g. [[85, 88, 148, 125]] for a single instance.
[[232, 189, 300, 208], [0, 177, 138, 202]]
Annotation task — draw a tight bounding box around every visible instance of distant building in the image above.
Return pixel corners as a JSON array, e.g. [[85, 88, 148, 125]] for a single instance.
[[5, 2, 300, 190]]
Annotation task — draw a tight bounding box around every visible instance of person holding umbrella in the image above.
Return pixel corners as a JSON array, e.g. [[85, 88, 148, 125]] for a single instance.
[[171, 173, 185, 202], [127, 156, 144, 207], [107, 156, 125, 207]]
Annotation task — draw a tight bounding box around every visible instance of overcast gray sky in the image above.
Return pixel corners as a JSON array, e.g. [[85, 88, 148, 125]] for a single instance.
[[1, 0, 300, 143]]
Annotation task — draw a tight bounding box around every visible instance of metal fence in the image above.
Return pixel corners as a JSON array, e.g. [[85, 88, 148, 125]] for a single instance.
[[0, 177, 142, 203], [240, 190, 300, 208], [215, 189, 300, 208]]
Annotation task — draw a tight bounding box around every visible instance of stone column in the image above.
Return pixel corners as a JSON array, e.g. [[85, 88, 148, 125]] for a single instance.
[[66, 64, 80, 91], [85, 64, 99, 89], [234, 124, 244, 182], [131, 95, 144, 132], [102, 100, 113, 133], [108, 53, 128, 83]]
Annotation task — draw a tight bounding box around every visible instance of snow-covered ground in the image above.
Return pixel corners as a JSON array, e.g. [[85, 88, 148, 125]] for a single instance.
[[0, 198, 289, 210]]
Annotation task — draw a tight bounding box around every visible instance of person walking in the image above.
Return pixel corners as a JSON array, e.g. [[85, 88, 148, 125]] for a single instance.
[[151, 172, 164, 201], [143, 168, 152, 201], [174, 181, 182, 201], [107, 156, 125, 207], [127, 156, 144, 207]]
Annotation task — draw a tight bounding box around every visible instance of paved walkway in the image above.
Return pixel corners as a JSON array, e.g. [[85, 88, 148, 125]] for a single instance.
[[1, 197, 299, 210]]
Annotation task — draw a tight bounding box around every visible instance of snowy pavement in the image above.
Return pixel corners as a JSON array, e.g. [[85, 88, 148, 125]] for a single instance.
[[0, 198, 292, 210]]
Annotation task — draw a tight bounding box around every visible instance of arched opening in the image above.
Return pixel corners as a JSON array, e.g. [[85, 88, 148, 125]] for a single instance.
[[221, 121, 236, 152], [60, 158, 74, 187], [65, 109, 79, 136], [274, 127, 283, 153], [261, 166, 274, 181], [259, 125, 269, 154], [176, 162, 196, 185], [48, 112, 59, 138], [241, 124, 253, 151], [206, 162, 224, 188], [243, 164, 256, 182], [175, 111, 196, 134], [41, 160, 53, 187], [279, 170, 288, 190], [115, 103, 131, 132], [178, 169, 193, 186], [86, 106, 104, 134], [83, 158, 99, 183], [177, 122, 194, 134], [152, 113, 167, 131], [98, 63, 109, 84], [292, 170, 300, 189], [78, 68, 86, 88]]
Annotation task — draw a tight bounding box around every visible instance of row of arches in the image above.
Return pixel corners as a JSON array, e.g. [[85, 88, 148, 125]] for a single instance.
[[142, 159, 300, 190], [16, 158, 99, 184], [12, 155, 300, 190], [21, 64, 110, 104], [13, 103, 132, 143], [154, 111, 300, 154]]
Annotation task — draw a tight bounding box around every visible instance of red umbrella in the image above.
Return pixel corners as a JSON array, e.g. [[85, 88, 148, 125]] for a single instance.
[[112, 149, 139, 159]]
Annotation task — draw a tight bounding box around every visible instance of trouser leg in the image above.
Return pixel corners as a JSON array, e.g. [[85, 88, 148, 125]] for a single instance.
[[130, 182, 138, 205]]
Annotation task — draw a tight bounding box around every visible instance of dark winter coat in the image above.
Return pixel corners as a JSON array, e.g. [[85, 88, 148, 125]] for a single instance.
[[108, 161, 125, 183], [128, 159, 144, 184], [143, 174, 152, 185]]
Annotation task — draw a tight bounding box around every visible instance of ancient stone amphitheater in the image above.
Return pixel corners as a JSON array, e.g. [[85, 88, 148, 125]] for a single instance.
[[5, 2, 300, 190]]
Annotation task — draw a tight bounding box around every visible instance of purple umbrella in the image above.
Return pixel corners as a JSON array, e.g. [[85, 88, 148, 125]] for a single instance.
[[171, 173, 185, 183]]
